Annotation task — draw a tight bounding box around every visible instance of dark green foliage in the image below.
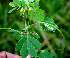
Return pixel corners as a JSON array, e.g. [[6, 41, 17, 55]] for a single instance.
[[38, 51, 55, 58]]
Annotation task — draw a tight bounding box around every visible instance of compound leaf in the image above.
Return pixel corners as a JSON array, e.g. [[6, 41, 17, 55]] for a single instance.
[[16, 32, 41, 58], [43, 17, 58, 32]]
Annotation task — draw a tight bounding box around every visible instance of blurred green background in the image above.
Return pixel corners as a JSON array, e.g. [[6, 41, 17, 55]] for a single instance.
[[0, 0, 70, 58]]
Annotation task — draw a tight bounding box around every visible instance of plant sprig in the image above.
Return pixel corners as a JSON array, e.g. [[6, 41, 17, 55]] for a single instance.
[[0, 0, 66, 58]]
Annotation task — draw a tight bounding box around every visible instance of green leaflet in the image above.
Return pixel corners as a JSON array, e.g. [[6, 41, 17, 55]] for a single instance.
[[38, 51, 49, 58], [36, 9, 44, 14], [44, 17, 54, 23], [16, 34, 21, 40], [16, 36, 27, 50], [9, 2, 16, 7], [33, 6, 39, 10], [35, 9, 44, 22], [31, 32, 40, 39], [16, 33, 27, 40], [29, 36, 41, 48], [8, 7, 17, 13], [13, 0, 21, 6], [47, 52, 55, 58], [27, 40, 37, 57], [38, 51, 55, 58], [20, 41, 28, 58], [28, 10, 34, 20], [21, 0, 25, 7]]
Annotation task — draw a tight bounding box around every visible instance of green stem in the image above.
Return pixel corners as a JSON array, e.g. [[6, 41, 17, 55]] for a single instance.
[[27, 22, 29, 40], [0, 28, 20, 33], [25, 19, 26, 32], [30, 20, 34, 31], [0, 28, 11, 29]]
